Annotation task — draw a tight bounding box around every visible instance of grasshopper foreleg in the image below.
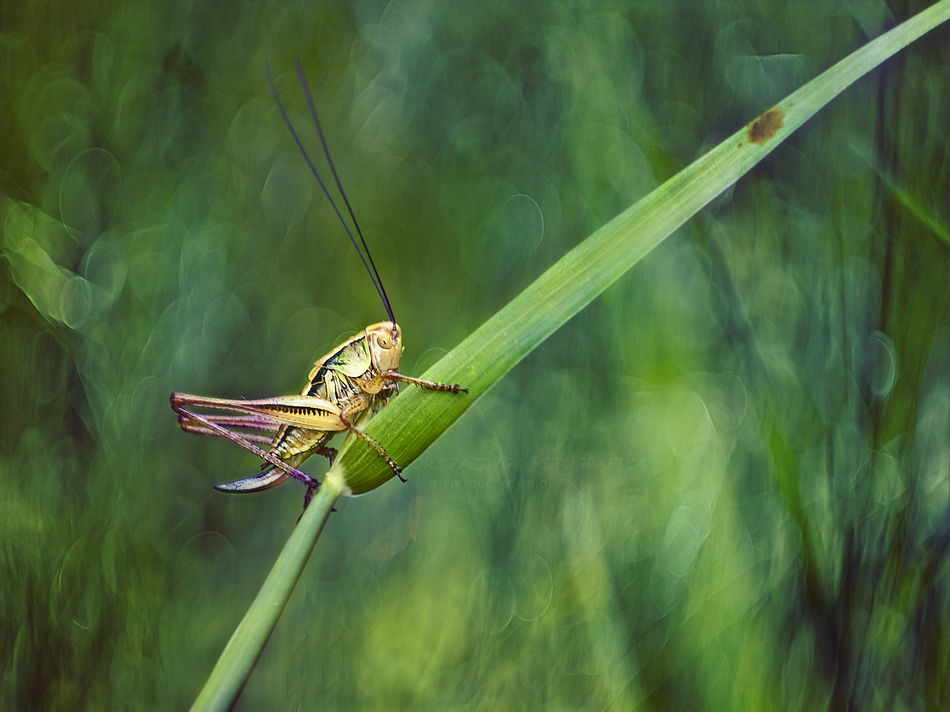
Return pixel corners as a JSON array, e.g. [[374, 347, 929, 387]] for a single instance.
[[382, 371, 468, 394], [356, 371, 468, 481]]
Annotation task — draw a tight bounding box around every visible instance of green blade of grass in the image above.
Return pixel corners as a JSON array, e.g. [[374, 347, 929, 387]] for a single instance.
[[334, 0, 950, 495], [188, 479, 341, 712], [874, 164, 950, 246], [189, 3, 949, 709]]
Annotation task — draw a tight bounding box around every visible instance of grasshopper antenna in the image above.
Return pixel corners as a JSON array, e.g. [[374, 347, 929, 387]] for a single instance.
[[266, 59, 396, 324]]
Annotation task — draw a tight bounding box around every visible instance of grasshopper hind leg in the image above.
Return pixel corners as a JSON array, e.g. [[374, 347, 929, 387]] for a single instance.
[[170, 397, 322, 493], [214, 443, 337, 494]]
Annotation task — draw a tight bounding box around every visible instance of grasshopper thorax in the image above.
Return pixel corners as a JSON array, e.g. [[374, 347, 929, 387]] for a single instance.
[[365, 321, 403, 378]]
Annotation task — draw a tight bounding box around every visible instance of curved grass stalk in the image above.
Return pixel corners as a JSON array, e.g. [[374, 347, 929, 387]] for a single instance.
[[188, 480, 341, 712], [333, 0, 950, 494]]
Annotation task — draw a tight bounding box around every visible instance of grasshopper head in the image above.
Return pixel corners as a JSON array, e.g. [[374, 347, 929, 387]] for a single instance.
[[365, 321, 403, 374]]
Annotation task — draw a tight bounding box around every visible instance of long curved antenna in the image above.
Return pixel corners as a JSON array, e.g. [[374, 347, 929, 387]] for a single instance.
[[266, 60, 396, 324]]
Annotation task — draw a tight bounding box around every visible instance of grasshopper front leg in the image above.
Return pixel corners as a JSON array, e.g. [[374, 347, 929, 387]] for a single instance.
[[383, 371, 468, 394], [331, 371, 467, 483]]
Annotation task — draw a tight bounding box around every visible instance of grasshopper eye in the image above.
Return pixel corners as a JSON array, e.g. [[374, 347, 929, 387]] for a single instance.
[[376, 334, 392, 349]]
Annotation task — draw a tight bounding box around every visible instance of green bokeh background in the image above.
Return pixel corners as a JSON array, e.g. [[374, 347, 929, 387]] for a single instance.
[[1, 3, 947, 710]]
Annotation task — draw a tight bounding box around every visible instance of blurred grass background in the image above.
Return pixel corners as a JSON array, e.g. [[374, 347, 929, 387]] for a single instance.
[[1, 2, 947, 710]]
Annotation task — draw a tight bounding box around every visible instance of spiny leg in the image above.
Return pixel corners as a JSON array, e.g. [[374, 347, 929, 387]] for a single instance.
[[383, 371, 468, 393], [171, 397, 319, 490], [339, 411, 406, 482], [177, 411, 279, 429], [300, 446, 339, 518], [178, 412, 280, 442], [170, 393, 279, 434]]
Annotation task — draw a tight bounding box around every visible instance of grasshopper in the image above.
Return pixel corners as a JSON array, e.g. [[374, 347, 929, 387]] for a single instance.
[[170, 60, 466, 506]]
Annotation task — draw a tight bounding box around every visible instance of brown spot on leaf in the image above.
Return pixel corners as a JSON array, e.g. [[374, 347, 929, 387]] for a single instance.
[[747, 107, 784, 145]]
